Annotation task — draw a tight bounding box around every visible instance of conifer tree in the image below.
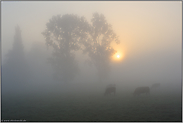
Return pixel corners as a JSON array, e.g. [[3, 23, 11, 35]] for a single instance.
[[2, 25, 30, 89]]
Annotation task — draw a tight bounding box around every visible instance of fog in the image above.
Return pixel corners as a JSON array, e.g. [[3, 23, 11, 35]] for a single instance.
[[1, 1, 182, 122]]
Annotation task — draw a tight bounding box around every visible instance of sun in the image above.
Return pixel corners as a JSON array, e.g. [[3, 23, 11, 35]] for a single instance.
[[112, 52, 124, 62]]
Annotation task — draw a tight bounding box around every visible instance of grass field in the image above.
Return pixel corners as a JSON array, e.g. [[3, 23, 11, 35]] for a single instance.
[[1, 86, 182, 122]]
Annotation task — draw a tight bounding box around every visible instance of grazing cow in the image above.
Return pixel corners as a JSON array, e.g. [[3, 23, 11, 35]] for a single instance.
[[104, 84, 116, 96], [133, 86, 150, 96], [151, 83, 160, 89]]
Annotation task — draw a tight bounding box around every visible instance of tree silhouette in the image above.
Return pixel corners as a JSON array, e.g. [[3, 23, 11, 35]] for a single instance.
[[42, 14, 90, 83], [43, 13, 119, 83], [82, 13, 120, 82], [2, 25, 30, 91]]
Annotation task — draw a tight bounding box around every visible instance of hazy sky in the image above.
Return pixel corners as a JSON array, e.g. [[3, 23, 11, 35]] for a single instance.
[[1, 1, 182, 86]]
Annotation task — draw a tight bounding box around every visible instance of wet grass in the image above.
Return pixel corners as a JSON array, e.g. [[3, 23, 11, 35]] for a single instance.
[[1, 89, 182, 122]]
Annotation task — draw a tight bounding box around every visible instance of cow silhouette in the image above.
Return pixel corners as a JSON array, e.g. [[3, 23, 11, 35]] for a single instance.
[[151, 83, 160, 89], [104, 84, 116, 96], [133, 86, 150, 96]]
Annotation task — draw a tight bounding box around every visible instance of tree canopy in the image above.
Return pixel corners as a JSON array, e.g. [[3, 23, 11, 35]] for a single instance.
[[82, 13, 120, 82], [42, 14, 90, 82], [42, 13, 120, 83]]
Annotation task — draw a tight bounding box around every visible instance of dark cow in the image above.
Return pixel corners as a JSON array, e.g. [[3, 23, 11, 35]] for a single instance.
[[151, 83, 160, 89], [104, 84, 116, 96], [133, 86, 150, 96]]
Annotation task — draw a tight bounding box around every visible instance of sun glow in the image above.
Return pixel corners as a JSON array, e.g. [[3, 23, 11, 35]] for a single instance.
[[112, 52, 124, 62]]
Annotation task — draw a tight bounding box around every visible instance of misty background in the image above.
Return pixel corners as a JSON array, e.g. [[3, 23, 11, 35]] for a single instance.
[[1, 1, 182, 121], [2, 1, 181, 94]]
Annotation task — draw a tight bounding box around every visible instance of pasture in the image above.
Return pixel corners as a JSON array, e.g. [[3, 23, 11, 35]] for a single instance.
[[1, 84, 182, 122]]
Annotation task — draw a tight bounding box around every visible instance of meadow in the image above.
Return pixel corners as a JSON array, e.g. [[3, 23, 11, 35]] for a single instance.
[[1, 84, 182, 122]]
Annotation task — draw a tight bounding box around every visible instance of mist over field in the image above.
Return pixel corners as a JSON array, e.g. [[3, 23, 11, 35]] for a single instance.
[[1, 1, 182, 122]]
